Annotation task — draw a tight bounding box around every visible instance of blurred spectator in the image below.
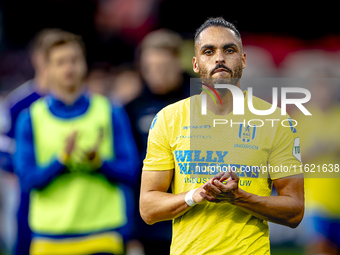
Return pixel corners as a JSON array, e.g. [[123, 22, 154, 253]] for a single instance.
[[111, 65, 143, 105], [242, 46, 277, 78], [127, 29, 190, 157], [125, 28, 190, 255], [13, 30, 139, 255], [280, 49, 335, 78], [88, 63, 143, 106], [87, 62, 113, 96], [0, 28, 54, 172], [291, 71, 340, 255], [0, 168, 18, 255], [0, 28, 61, 255]]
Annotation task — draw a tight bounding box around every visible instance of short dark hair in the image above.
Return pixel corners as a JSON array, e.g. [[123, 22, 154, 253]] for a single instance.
[[140, 29, 183, 56], [41, 30, 86, 60], [194, 17, 241, 43], [29, 28, 63, 54]]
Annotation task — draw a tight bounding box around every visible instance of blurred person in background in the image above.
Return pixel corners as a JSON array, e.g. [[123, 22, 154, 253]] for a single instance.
[[87, 62, 113, 96], [87, 63, 144, 254], [110, 65, 143, 106], [0, 29, 60, 255], [291, 73, 340, 255], [125, 29, 190, 255], [126, 28, 190, 164], [87, 63, 142, 106], [13, 30, 139, 255]]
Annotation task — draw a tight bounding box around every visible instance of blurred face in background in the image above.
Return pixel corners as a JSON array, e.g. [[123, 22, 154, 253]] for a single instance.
[[140, 48, 182, 95], [87, 69, 111, 95], [111, 70, 142, 105], [47, 42, 87, 92]]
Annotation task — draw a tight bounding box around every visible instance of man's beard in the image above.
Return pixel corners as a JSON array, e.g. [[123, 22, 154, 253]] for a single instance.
[[200, 63, 243, 86], [199, 63, 243, 96]]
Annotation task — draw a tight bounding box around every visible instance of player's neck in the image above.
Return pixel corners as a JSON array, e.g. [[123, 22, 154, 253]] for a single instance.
[[206, 82, 242, 116]]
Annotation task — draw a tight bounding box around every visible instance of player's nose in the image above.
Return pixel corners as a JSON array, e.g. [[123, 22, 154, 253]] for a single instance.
[[215, 50, 226, 64]]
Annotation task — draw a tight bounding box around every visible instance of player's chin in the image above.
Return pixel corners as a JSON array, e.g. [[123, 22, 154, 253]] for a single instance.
[[62, 78, 81, 88], [210, 72, 232, 80], [212, 71, 230, 78]]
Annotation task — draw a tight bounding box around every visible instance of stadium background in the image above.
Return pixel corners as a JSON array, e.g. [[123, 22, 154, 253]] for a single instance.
[[0, 1, 340, 254]]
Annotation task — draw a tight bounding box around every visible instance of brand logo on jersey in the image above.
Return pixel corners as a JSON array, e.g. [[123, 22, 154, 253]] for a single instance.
[[176, 135, 212, 140], [150, 114, 158, 130], [239, 124, 256, 143], [288, 118, 297, 133], [183, 125, 211, 130]]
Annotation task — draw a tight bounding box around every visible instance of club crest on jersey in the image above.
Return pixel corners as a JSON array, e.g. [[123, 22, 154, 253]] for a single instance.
[[238, 124, 256, 143]]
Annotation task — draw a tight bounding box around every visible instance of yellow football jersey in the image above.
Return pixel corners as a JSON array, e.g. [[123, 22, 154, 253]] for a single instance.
[[143, 90, 302, 255], [292, 105, 340, 216]]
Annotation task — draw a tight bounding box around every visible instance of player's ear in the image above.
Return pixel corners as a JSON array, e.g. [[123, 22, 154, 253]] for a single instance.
[[193, 56, 199, 73], [242, 52, 247, 70]]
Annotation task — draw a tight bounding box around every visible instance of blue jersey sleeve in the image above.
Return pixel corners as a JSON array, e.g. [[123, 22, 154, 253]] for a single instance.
[[0, 82, 41, 173], [0, 102, 15, 172], [100, 105, 140, 186], [13, 109, 65, 192]]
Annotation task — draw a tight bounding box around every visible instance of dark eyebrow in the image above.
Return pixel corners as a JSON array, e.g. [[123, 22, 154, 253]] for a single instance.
[[223, 43, 238, 50], [200, 43, 238, 52], [200, 44, 215, 51]]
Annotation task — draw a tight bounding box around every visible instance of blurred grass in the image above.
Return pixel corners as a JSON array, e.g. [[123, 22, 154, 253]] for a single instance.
[[271, 243, 304, 255]]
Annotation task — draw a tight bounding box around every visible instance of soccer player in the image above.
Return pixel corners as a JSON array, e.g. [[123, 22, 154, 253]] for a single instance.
[[125, 29, 190, 255], [0, 29, 60, 255], [13, 30, 139, 255], [292, 81, 340, 254], [140, 17, 304, 254]]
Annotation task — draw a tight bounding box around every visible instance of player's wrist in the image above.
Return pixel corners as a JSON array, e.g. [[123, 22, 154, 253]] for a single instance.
[[185, 188, 198, 206], [231, 188, 251, 205]]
